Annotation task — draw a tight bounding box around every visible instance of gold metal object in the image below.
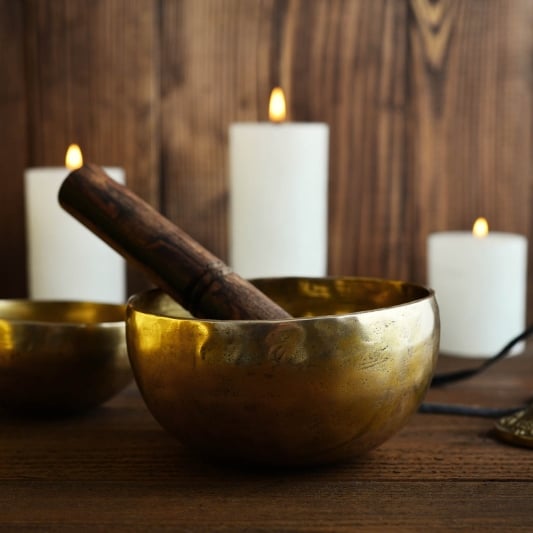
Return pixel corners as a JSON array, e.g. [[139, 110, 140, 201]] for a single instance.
[[494, 403, 533, 449], [0, 300, 131, 413], [127, 277, 440, 466]]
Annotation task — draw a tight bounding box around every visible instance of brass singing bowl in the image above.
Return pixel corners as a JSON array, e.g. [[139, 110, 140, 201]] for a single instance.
[[0, 300, 131, 413], [127, 277, 439, 466]]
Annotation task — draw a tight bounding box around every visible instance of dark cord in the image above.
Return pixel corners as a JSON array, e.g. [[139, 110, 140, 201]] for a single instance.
[[420, 324, 533, 417], [431, 324, 533, 386], [419, 402, 523, 418]]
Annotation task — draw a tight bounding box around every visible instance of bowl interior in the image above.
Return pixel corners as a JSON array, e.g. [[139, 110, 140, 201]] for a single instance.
[[252, 277, 432, 318], [131, 276, 433, 321]]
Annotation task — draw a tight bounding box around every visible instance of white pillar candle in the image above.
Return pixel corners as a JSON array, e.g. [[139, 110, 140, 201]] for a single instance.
[[427, 218, 528, 358], [229, 87, 329, 279], [25, 145, 126, 303]]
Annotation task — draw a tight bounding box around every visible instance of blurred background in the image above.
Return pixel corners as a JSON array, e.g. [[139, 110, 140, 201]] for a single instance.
[[1, 0, 531, 315]]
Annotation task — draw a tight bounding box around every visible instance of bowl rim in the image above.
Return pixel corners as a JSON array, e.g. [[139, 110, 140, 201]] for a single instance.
[[127, 276, 436, 324], [0, 299, 126, 327]]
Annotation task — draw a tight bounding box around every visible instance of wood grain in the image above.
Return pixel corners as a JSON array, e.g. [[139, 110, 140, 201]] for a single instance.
[[159, 0, 274, 259], [409, 0, 533, 288], [23, 0, 160, 297], [323, 1, 410, 280], [1, 351, 533, 529], [0, 0, 27, 297], [1, 0, 533, 316]]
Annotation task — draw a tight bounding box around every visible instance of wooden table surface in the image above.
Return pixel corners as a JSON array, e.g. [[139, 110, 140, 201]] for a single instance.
[[2, 350, 533, 531]]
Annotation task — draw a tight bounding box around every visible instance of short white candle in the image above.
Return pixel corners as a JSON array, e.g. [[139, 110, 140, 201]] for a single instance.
[[24, 145, 126, 303], [427, 218, 528, 358], [229, 87, 329, 279]]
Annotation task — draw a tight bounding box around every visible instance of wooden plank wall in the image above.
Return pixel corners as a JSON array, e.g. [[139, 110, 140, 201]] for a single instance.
[[1, 0, 532, 315]]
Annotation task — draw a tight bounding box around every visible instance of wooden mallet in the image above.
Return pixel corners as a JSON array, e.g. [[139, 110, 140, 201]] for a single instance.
[[58, 164, 291, 321]]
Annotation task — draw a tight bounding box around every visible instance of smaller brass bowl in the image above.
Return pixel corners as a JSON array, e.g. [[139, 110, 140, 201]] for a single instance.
[[127, 277, 439, 466], [0, 300, 131, 414]]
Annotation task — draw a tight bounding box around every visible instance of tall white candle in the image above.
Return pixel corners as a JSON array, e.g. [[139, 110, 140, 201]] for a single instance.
[[427, 218, 528, 358], [229, 87, 329, 279], [25, 145, 126, 303]]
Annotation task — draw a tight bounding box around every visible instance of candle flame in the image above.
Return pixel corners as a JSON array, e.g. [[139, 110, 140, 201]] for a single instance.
[[65, 144, 83, 170], [269, 87, 286, 123], [472, 217, 489, 238]]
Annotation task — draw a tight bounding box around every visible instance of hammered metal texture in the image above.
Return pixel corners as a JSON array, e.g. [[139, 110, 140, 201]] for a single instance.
[[495, 404, 533, 449], [127, 277, 439, 465]]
